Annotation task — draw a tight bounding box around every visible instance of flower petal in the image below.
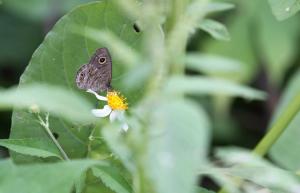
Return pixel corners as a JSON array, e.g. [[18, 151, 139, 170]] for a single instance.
[[116, 110, 125, 121], [91, 105, 112, 117], [121, 123, 129, 132], [109, 110, 119, 122], [86, 89, 107, 101]]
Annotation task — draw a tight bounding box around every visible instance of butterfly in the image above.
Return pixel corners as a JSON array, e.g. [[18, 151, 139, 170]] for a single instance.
[[75, 47, 112, 92]]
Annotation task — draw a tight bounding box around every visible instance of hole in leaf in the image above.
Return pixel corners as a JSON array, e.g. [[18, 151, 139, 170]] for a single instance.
[[52, 132, 59, 139], [133, 23, 141, 33]]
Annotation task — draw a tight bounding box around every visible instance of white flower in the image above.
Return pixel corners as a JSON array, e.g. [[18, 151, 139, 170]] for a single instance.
[[87, 89, 129, 132]]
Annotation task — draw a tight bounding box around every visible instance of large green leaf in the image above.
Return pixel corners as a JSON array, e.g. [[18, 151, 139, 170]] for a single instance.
[[0, 138, 61, 159], [268, 0, 300, 20], [146, 99, 211, 193], [269, 70, 300, 170], [10, 1, 141, 162], [0, 159, 107, 193]]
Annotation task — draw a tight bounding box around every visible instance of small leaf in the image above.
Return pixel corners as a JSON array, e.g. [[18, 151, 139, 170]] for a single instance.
[[185, 53, 243, 75], [0, 84, 94, 123], [165, 76, 267, 100], [92, 166, 132, 193], [0, 159, 108, 193], [268, 0, 300, 20], [0, 138, 62, 159], [199, 19, 230, 41], [205, 2, 235, 14]]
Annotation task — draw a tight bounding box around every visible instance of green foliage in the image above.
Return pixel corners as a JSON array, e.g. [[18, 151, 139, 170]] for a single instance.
[[145, 99, 210, 193], [92, 166, 132, 193], [203, 0, 300, 84], [185, 53, 243, 75], [269, 70, 300, 170], [0, 84, 94, 123], [199, 19, 230, 41], [269, 0, 300, 20], [1, 0, 299, 193], [0, 11, 42, 65], [214, 148, 300, 193], [9, 1, 141, 164], [2, 0, 96, 21], [165, 76, 266, 100], [0, 138, 61, 159], [0, 159, 107, 193]]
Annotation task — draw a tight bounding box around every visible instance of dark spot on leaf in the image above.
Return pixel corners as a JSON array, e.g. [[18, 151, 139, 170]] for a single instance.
[[52, 132, 59, 139], [133, 23, 140, 33]]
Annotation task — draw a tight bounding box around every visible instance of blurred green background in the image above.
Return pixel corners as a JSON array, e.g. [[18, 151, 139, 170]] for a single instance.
[[0, 0, 299, 159]]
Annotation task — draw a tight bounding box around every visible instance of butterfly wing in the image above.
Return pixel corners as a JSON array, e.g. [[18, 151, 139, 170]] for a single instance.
[[75, 48, 112, 92]]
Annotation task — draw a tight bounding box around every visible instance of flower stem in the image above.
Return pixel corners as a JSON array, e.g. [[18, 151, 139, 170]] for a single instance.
[[38, 113, 70, 161], [217, 92, 300, 193]]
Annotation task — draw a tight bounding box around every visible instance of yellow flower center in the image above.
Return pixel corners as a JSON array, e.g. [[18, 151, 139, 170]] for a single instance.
[[107, 91, 128, 110]]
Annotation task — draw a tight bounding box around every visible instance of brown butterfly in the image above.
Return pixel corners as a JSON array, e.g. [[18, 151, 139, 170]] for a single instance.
[[75, 48, 112, 92]]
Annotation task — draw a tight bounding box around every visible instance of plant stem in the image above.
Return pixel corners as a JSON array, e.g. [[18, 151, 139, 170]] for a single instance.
[[217, 92, 300, 193], [253, 92, 300, 155], [38, 113, 70, 161]]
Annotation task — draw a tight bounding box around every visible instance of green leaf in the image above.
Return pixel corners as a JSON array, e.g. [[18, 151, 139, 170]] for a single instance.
[[205, 2, 235, 13], [0, 84, 94, 123], [185, 53, 243, 75], [10, 1, 141, 162], [75, 172, 86, 193], [199, 19, 230, 41], [203, 0, 299, 84], [164, 76, 267, 100], [0, 159, 108, 193], [202, 13, 256, 83], [269, 70, 300, 170], [215, 148, 300, 192], [92, 166, 132, 193], [257, 1, 299, 84], [146, 99, 211, 193], [0, 138, 61, 159], [268, 0, 300, 20], [78, 28, 140, 68]]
